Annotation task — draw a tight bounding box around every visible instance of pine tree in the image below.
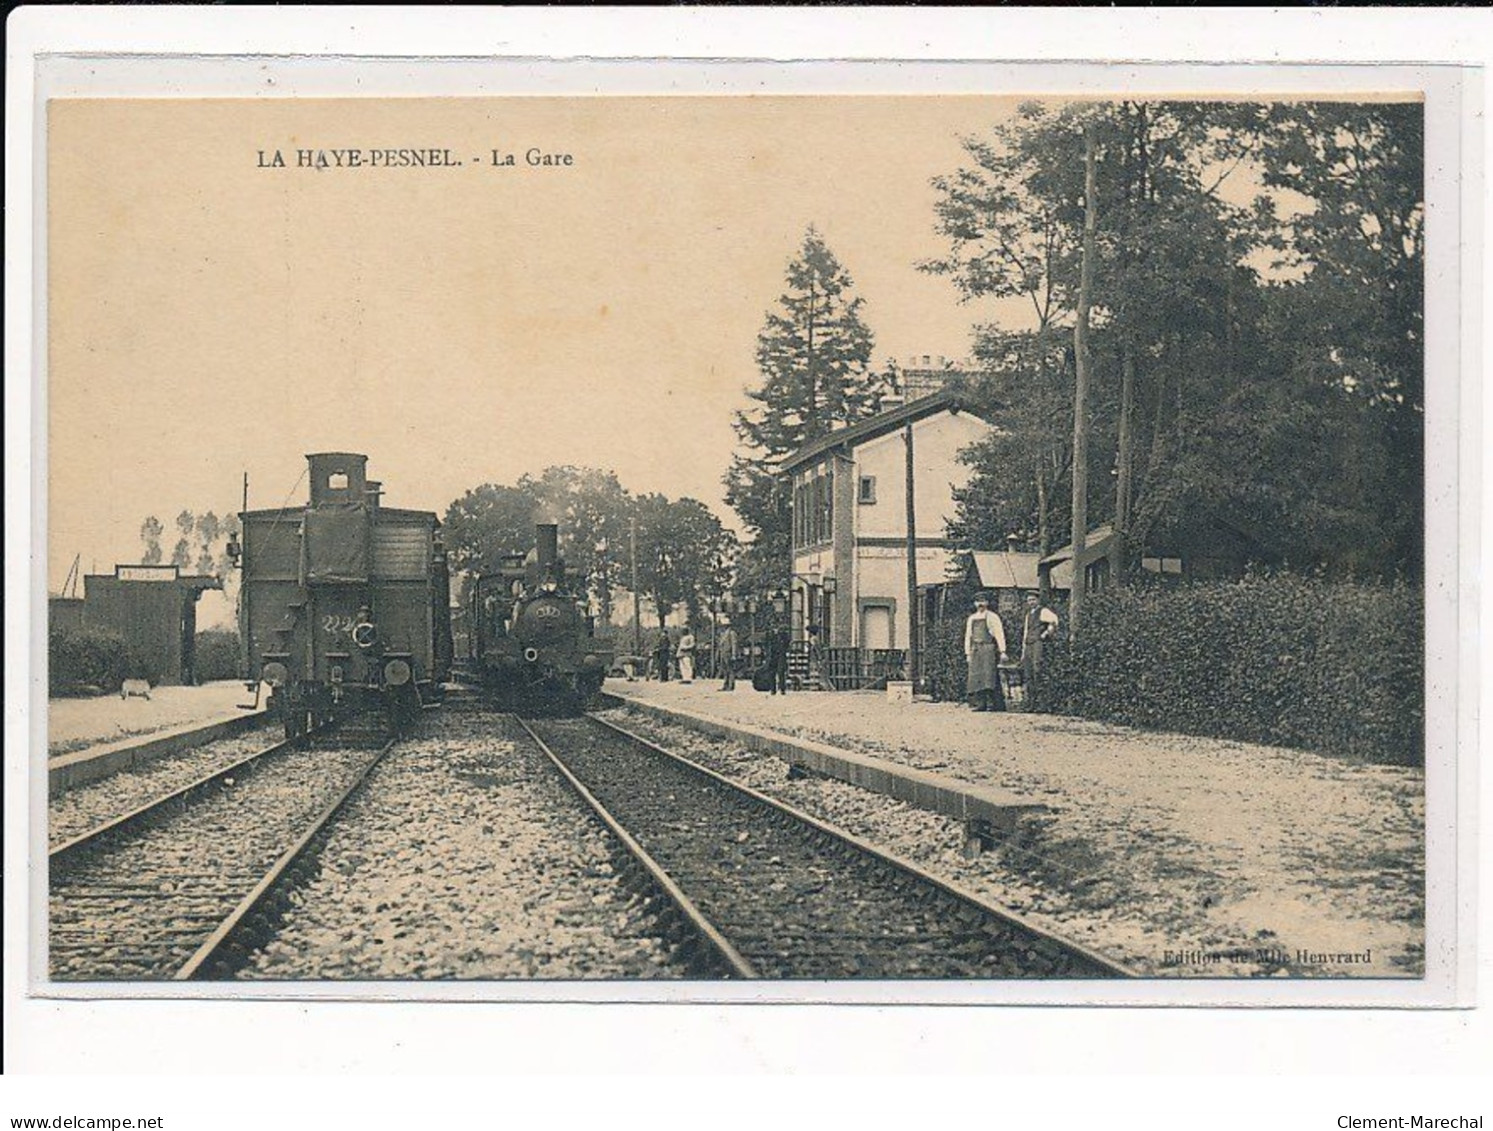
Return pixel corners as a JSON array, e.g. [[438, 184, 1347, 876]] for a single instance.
[[724, 227, 885, 585]]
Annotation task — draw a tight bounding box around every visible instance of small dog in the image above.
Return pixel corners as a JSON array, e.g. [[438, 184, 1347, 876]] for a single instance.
[[120, 678, 152, 700]]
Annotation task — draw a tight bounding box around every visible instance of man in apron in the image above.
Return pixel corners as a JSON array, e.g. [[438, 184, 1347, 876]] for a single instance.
[[964, 593, 1008, 711]]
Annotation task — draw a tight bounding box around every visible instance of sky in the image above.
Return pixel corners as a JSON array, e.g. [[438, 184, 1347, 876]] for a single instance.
[[47, 95, 1044, 606]]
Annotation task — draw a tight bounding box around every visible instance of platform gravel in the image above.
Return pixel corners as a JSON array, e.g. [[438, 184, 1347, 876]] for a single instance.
[[48, 681, 265, 757]]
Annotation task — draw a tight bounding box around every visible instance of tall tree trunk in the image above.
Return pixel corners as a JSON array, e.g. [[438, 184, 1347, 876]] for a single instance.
[[1113, 341, 1135, 583], [1035, 466, 1051, 604], [1069, 121, 1098, 640]]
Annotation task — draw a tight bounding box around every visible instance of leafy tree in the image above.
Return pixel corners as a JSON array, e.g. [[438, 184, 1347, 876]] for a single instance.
[[725, 226, 887, 587], [442, 481, 543, 574], [195, 511, 221, 548], [632, 494, 736, 628], [926, 99, 1424, 582], [519, 466, 632, 619], [1256, 101, 1425, 575], [139, 516, 164, 565], [945, 328, 1074, 559], [171, 538, 192, 568]]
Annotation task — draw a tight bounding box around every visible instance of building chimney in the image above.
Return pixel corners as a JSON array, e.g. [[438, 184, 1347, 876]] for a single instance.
[[1006, 534, 1021, 552]]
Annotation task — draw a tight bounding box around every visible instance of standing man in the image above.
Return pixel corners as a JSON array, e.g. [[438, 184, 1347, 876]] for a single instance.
[[766, 620, 791, 695], [716, 621, 739, 691], [964, 593, 1008, 712], [677, 627, 697, 684], [1021, 593, 1060, 697], [653, 630, 673, 682]]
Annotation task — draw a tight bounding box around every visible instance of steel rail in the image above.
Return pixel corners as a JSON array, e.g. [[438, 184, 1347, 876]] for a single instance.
[[49, 735, 307, 869], [587, 713, 1138, 980], [174, 738, 397, 981], [514, 716, 759, 980]]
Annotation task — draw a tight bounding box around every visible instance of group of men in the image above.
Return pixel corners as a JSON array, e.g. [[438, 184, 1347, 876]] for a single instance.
[[964, 592, 1059, 712], [644, 589, 1057, 711], [650, 621, 791, 693]]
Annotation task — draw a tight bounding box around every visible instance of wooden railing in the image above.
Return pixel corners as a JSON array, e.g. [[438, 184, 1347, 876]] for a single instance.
[[817, 646, 908, 691]]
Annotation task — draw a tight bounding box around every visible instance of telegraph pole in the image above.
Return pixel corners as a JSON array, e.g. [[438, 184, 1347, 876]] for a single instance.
[[1070, 119, 1098, 641], [630, 514, 641, 655], [904, 420, 919, 689]]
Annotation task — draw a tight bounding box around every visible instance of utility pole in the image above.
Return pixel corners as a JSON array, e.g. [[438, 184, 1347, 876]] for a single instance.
[[629, 514, 641, 655], [1070, 119, 1098, 641], [904, 420, 919, 689]]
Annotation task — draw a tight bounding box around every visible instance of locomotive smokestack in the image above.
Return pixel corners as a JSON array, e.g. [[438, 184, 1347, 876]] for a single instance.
[[536, 524, 559, 571]]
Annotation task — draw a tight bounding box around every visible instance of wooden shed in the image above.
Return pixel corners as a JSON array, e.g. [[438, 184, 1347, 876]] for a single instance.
[[81, 564, 222, 686]]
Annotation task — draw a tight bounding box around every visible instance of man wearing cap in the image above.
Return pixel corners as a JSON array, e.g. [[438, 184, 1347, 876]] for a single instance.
[[964, 593, 1008, 712], [1021, 594, 1061, 696]]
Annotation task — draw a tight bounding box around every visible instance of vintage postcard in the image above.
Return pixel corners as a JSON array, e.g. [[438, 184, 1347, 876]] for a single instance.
[[20, 51, 1475, 1013]]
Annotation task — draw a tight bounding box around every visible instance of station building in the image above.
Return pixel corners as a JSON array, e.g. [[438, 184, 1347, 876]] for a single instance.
[[781, 387, 994, 659]]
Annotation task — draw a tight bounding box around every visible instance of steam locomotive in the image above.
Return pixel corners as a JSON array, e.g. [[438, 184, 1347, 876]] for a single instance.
[[463, 522, 611, 711], [235, 452, 452, 740]]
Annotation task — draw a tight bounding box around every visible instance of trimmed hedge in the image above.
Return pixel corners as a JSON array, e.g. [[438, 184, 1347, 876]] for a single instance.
[[49, 627, 133, 695], [194, 628, 244, 682], [1032, 573, 1423, 765]]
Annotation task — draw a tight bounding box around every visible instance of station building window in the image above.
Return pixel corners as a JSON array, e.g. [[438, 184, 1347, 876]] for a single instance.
[[858, 475, 876, 504]]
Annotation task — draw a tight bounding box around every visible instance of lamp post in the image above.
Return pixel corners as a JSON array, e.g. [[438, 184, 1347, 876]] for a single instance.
[[822, 575, 837, 647], [594, 538, 610, 623], [709, 596, 720, 679], [747, 595, 759, 664]]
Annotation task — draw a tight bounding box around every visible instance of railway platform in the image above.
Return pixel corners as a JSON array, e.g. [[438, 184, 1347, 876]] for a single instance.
[[605, 679, 1425, 978], [48, 680, 268, 795]]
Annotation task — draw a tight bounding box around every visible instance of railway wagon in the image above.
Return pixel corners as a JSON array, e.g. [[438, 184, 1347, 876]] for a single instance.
[[236, 452, 452, 739]]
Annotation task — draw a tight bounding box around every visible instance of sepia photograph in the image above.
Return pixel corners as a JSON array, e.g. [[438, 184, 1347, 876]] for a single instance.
[[27, 63, 1462, 1004]]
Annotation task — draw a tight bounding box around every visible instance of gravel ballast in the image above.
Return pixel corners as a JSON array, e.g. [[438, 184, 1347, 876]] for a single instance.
[[237, 709, 681, 980], [50, 742, 377, 980], [49, 726, 277, 848]]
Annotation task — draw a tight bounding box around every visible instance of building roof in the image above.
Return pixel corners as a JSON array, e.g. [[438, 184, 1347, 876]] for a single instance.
[[970, 550, 1041, 590], [778, 389, 987, 475], [85, 571, 223, 592], [971, 550, 1072, 592], [1039, 524, 1117, 568]]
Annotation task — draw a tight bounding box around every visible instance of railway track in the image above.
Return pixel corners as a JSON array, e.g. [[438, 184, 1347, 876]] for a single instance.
[[50, 724, 284, 850], [520, 713, 1133, 980], [49, 724, 395, 981]]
